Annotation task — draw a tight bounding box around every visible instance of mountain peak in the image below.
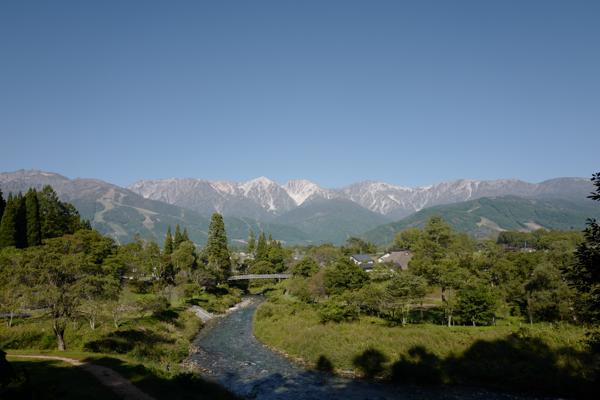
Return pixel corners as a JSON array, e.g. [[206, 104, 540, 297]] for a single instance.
[[284, 179, 332, 205]]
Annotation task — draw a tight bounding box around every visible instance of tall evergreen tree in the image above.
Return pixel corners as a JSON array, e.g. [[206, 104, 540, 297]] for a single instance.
[[255, 232, 268, 261], [25, 189, 42, 246], [182, 227, 190, 242], [0, 194, 17, 248], [174, 224, 184, 249], [14, 193, 27, 248], [0, 189, 5, 223], [164, 226, 174, 255], [247, 229, 256, 255], [205, 213, 231, 282]]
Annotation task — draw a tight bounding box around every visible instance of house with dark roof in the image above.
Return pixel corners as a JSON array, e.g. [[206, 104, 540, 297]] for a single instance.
[[377, 251, 413, 270], [350, 254, 375, 271]]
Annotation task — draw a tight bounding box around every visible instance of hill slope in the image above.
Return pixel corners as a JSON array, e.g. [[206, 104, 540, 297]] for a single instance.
[[362, 196, 600, 245], [0, 170, 308, 245], [274, 198, 391, 244]]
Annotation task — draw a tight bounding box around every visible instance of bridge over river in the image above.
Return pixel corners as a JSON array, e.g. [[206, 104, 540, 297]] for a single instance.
[[228, 273, 292, 281]]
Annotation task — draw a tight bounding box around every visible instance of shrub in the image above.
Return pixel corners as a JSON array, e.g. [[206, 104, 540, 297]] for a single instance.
[[255, 303, 276, 321], [286, 277, 313, 303], [318, 299, 359, 323]]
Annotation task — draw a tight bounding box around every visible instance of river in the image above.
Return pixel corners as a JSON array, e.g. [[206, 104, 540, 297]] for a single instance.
[[189, 297, 542, 400]]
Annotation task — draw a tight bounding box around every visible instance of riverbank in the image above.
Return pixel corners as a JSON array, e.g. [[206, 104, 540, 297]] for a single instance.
[[0, 290, 241, 399], [252, 297, 596, 398], [189, 296, 545, 400]]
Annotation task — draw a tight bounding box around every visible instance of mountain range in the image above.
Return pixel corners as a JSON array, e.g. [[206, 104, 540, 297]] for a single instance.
[[0, 170, 596, 246]]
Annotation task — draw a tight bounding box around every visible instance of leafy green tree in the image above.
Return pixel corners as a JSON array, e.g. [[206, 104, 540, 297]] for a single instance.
[[249, 260, 275, 274], [342, 237, 377, 255], [524, 262, 573, 323], [0, 248, 26, 327], [0, 194, 17, 249], [24, 246, 86, 350], [255, 232, 268, 261], [247, 229, 256, 255], [564, 172, 600, 322], [410, 216, 455, 301], [25, 189, 42, 247], [394, 228, 422, 250], [291, 257, 319, 277], [205, 213, 231, 282], [324, 258, 369, 295], [381, 272, 427, 325], [78, 274, 120, 330], [164, 226, 174, 255], [456, 284, 497, 326]]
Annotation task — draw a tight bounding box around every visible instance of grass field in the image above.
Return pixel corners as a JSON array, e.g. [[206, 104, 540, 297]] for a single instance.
[[253, 296, 596, 397], [0, 287, 242, 399]]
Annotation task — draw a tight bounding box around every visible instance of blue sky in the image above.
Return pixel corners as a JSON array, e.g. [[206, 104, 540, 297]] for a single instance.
[[1, 0, 599, 188]]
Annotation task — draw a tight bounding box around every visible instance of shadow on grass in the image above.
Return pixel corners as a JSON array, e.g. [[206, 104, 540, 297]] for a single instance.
[[86, 356, 239, 400], [387, 333, 598, 398], [2, 358, 121, 400], [83, 329, 174, 354]]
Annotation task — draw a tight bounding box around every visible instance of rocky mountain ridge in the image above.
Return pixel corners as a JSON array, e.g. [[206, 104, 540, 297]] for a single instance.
[[129, 175, 591, 220]]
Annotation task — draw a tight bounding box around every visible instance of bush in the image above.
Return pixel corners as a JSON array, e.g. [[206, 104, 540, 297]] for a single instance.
[[319, 299, 359, 323], [286, 277, 313, 303], [255, 303, 276, 321]]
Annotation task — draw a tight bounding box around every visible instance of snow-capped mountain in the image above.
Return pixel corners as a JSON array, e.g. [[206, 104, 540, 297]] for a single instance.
[[1, 170, 594, 245], [128, 176, 592, 220], [284, 179, 337, 205]]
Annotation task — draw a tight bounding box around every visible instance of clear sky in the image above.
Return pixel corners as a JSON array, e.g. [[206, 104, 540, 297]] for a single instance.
[[1, 1, 599, 188]]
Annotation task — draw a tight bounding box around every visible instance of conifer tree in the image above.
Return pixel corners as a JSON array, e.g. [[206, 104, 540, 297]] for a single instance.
[[25, 189, 42, 246], [164, 226, 174, 255], [182, 227, 190, 242], [174, 224, 184, 249], [205, 213, 231, 282], [14, 193, 27, 248], [0, 194, 17, 248], [255, 232, 268, 261], [0, 189, 5, 222], [247, 229, 256, 255]]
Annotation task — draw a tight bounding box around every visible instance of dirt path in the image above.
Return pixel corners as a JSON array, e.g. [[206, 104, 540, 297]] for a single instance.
[[8, 354, 155, 400]]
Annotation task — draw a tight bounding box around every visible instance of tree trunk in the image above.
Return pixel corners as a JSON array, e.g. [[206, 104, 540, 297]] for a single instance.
[[89, 316, 96, 330], [447, 313, 452, 327], [8, 310, 14, 328], [53, 322, 66, 351], [441, 286, 447, 303]]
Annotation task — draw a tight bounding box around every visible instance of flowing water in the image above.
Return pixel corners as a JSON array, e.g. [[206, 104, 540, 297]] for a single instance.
[[189, 297, 541, 400]]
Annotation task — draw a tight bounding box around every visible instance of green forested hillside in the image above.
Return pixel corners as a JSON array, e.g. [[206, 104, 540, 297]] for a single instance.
[[362, 196, 600, 245], [274, 198, 391, 244]]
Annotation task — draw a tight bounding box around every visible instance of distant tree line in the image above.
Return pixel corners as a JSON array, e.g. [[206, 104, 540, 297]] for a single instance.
[[244, 230, 290, 274], [0, 185, 90, 249]]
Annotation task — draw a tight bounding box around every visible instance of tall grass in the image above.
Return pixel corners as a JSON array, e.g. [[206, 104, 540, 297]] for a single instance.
[[254, 299, 596, 397]]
